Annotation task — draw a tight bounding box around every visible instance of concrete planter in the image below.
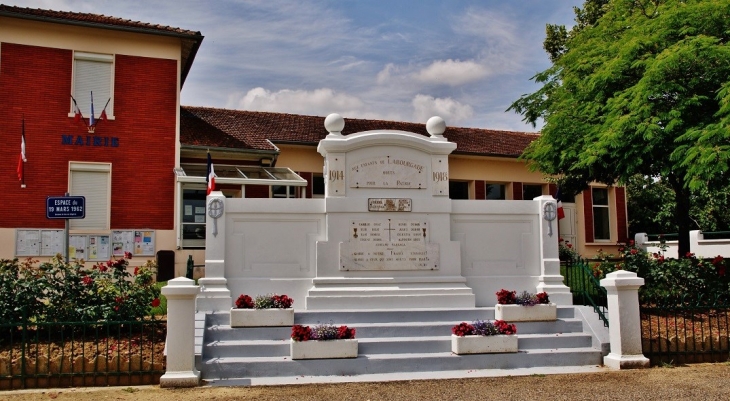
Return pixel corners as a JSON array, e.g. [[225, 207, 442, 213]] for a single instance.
[[229, 308, 294, 327], [290, 339, 358, 359], [451, 334, 518, 354], [494, 303, 557, 322]]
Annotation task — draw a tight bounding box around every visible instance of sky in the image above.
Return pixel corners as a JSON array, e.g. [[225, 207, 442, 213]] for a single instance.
[[8, 0, 583, 132]]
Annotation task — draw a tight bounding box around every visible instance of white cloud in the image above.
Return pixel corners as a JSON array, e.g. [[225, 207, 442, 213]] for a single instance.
[[414, 59, 489, 86], [411, 94, 474, 125], [229, 87, 364, 117]]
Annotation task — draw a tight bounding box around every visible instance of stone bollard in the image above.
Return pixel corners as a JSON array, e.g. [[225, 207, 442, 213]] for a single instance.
[[159, 277, 200, 387], [600, 270, 650, 369]]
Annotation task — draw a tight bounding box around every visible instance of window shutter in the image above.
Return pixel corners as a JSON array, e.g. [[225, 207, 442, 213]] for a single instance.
[[70, 165, 110, 230], [583, 189, 594, 243], [73, 54, 113, 117], [475, 181, 486, 200], [512, 182, 523, 200]]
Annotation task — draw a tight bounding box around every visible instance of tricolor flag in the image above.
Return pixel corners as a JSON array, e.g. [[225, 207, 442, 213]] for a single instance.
[[206, 152, 216, 195], [17, 118, 26, 188], [89, 91, 95, 127], [100, 98, 110, 122], [71, 95, 83, 124], [556, 187, 565, 220]]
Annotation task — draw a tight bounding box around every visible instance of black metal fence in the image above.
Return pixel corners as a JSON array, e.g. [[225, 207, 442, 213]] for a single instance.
[[0, 314, 166, 390], [561, 258, 609, 326], [640, 295, 730, 366]]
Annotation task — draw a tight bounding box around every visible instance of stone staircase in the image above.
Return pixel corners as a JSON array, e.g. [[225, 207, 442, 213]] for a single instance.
[[198, 306, 609, 386]]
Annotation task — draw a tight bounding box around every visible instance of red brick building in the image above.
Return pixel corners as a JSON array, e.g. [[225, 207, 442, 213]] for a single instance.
[[0, 6, 203, 270]]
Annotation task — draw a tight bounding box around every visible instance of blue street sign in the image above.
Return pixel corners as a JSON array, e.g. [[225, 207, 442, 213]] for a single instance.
[[47, 196, 86, 219]]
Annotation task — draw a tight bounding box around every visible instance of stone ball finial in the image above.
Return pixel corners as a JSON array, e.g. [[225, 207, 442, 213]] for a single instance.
[[426, 116, 446, 137], [324, 113, 345, 135]]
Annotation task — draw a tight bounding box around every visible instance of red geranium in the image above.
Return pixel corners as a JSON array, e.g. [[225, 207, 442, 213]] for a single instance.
[[235, 294, 254, 309], [337, 325, 356, 339], [291, 324, 312, 342], [451, 322, 475, 337], [494, 320, 517, 335], [151, 298, 161, 308], [496, 289, 516, 305]]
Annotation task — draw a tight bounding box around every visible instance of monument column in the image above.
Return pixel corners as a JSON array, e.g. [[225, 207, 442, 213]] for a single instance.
[[535, 195, 573, 305], [197, 191, 231, 311]]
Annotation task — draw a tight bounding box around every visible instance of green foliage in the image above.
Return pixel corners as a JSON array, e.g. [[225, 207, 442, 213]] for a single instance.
[[254, 294, 275, 309], [628, 174, 730, 236], [0, 254, 161, 323], [509, 0, 730, 255], [559, 238, 579, 261], [592, 241, 730, 303]]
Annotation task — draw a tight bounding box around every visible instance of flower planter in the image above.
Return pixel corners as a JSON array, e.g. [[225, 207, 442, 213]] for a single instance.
[[451, 334, 518, 354], [494, 303, 557, 322], [229, 308, 294, 327], [290, 339, 358, 359]]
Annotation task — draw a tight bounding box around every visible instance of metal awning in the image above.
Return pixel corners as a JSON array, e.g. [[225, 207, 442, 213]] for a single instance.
[[174, 164, 307, 186]]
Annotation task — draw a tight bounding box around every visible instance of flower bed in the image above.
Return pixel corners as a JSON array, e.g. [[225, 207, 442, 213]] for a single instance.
[[451, 320, 517, 354], [230, 293, 294, 327], [290, 323, 357, 359]]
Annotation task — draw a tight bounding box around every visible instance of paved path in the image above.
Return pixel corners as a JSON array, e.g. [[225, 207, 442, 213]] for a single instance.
[[5, 363, 730, 400]]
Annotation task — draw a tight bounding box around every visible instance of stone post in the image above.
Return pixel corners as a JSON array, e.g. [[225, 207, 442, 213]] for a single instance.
[[600, 270, 650, 369], [535, 195, 572, 305], [160, 277, 201, 387], [197, 191, 231, 311]]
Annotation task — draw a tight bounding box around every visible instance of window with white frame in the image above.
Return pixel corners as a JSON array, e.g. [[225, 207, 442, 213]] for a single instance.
[[71, 52, 114, 119], [69, 162, 111, 230], [592, 187, 611, 240]]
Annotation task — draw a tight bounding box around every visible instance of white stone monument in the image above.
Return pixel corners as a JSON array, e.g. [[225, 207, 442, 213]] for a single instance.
[[306, 114, 475, 309]]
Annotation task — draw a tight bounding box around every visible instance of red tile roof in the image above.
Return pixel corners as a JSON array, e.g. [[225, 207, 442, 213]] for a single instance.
[[181, 106, 539, 158], [0, 4, 203, 85]]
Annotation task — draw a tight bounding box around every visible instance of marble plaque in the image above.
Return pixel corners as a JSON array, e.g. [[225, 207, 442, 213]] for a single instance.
[[368, 198, 412, 212], [340, 219, 439, 270], [350, 156, 427, 189]]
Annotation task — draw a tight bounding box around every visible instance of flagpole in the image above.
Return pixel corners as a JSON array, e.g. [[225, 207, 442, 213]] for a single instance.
[[20, 116, 26, 189]]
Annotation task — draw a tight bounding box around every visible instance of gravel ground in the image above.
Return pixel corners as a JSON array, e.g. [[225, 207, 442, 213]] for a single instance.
[[4, 363, 730, 401]]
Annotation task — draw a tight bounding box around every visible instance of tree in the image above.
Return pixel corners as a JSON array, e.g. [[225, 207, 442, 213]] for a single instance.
[[509, 0, 730, 256], [627, 174, 730, 237]]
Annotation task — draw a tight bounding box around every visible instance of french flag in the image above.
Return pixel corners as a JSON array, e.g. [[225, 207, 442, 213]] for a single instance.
[[556, 187, 565, 220], [89, 91, 95, 126], [206, 152, 216, 195], [17, 119, 26, 188]]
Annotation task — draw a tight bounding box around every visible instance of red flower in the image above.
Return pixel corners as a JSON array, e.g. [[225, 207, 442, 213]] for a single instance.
[[337, 326, 356, 340], [567, 243, 572, 248], [291, 325, 312, 342], [134, 267, 139, 275], [495, 289, 516, 305], [630, 249, 638, 255], [98, 264, 108, 272], [494, 320, 517, 335], [82, 276, 93, 285], [151, 298, 161, 308], [235, 294, 254, 309], [629, 240, 635, 246], [124, 251, 133, 259], [536, 292, 550, 304], [712, 255, 724, 266], [115, 296, 123, 304], [451, 322, 475, 337]]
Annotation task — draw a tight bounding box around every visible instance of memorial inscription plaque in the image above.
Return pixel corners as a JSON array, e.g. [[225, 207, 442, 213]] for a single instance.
[[350, 156, 427, 189], [368, 198, 412, 212], [340, 219, 439, 270]]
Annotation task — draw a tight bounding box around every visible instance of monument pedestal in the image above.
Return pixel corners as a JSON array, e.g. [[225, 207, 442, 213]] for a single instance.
[[305, 276, 475, 309]]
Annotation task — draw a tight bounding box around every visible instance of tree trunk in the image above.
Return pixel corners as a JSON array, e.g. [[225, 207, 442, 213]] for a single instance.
[[669, 174, 692, 257]]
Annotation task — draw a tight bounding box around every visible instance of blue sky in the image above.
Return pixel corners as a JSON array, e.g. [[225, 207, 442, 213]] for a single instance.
[[10, 0, 583, 131]]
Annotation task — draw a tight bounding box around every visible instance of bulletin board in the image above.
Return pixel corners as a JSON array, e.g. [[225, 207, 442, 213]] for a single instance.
[[112, 230, 155, 257], [15, 229, 152, 259]]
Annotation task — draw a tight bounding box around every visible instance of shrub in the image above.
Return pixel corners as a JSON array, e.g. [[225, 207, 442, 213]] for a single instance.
[[0, 253, 160, 323]]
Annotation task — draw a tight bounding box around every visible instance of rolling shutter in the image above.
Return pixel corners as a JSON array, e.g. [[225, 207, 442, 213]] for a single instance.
[[69, 163, 110, 230]]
